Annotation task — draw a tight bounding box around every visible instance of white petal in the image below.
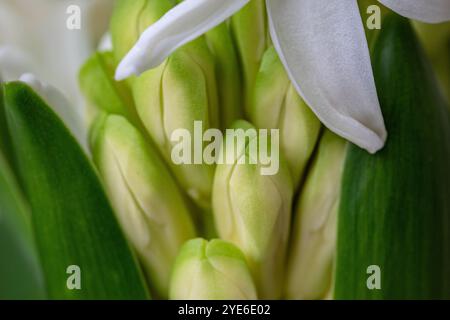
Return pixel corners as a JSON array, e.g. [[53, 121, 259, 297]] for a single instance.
[[0, 46, 36, 82], [19, 73, 87, 151], [98, 32, 113, 52], [379, 0, 450, 24], [115, 0, 250, 80], [266, 0, 387, 153]]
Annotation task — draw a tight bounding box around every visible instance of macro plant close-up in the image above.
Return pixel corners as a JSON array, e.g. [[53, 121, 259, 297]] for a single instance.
[[1, 0, 450, 304]]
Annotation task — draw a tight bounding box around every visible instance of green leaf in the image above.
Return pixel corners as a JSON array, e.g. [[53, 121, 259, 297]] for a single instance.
[[2, 82, 149, 299], [0, 151, 46, 299], [335, 15, 450, 299], [0, 85, 14, 169]]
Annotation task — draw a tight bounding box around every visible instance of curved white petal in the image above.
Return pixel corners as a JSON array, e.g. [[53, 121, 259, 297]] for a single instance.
[[266, 0, 387, 153], [379, 0, 450, 24], [115, 0, 250, 80], [19, 73, 87, 151]]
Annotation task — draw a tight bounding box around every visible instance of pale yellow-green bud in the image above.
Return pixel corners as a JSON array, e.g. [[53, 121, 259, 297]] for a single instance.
[[173, 0, 244, 127], [169, 238, 257, 300], [91, 114, 196, 299], [250, 47, 321, 189], [285, 130, 347, 300], [78, 51, 139, 128], [110, 0, 172, 64], [206, 23, 243, 128], [132, 39, 219, 209], [231, 0, 268, 116], [212, 120, 293, 299]]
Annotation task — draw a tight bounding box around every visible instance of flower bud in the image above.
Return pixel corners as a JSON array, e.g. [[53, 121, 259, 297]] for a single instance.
[[132, 39, 219, 208], [250, 47, 321, 189], [212, 120, 293, 299], [169, 238, 257, 300], [91, 114, 196, 298], [206, 23, 243, 128], [285, 130, 347, 299], [79, 51, 139, 127], [110, 0, 172, 64], [231, 0, 268, 115]]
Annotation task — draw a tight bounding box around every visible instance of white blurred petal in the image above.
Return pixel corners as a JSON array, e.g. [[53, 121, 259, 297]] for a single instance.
[[266, 0, 387, 153], [115, 0, 250, 80], [0, 46, 36, 82], [19, 73, 87, 151], [98, 32, 112, 52], [0, 0, 113, 117], [379, 0, 450, 24]]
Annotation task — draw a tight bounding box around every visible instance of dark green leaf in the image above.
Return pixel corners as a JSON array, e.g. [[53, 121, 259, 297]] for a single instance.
[[0, 151, 46, 299], [335, 15, 450, 299], [0, 85, 15, 169], [3, 82, 149, 299]]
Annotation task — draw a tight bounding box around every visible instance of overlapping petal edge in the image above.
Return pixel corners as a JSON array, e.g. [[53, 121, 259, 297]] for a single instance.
[[115, 0, 450, 153]]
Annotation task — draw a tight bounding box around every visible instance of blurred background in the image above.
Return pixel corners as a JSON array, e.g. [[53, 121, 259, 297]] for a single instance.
[[0, 0, 114, 119]]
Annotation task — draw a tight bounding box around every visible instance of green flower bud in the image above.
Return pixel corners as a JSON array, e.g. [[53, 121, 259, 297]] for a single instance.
[[173, 0, 243, 127], [285, 130, 347, 300], [91, 114, 196, 299], [250, 47, 321, 189], [132, 39, 219, 208], [169, 238, 257, 300], [110, 0, 172, 64], [79, 51, 139, 128], [206, 23, 243, 128], [231, 0, 268, 115], [212, 120, 293, 299]]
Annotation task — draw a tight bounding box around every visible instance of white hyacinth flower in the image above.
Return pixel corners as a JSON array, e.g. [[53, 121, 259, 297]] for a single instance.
[[115, 0, 450, 154]]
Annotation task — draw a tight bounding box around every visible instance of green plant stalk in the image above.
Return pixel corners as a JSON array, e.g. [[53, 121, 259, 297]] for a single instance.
[[169, 238, 257, 300], [3, 82, 149, 299], [335, 15, 450, 299]]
